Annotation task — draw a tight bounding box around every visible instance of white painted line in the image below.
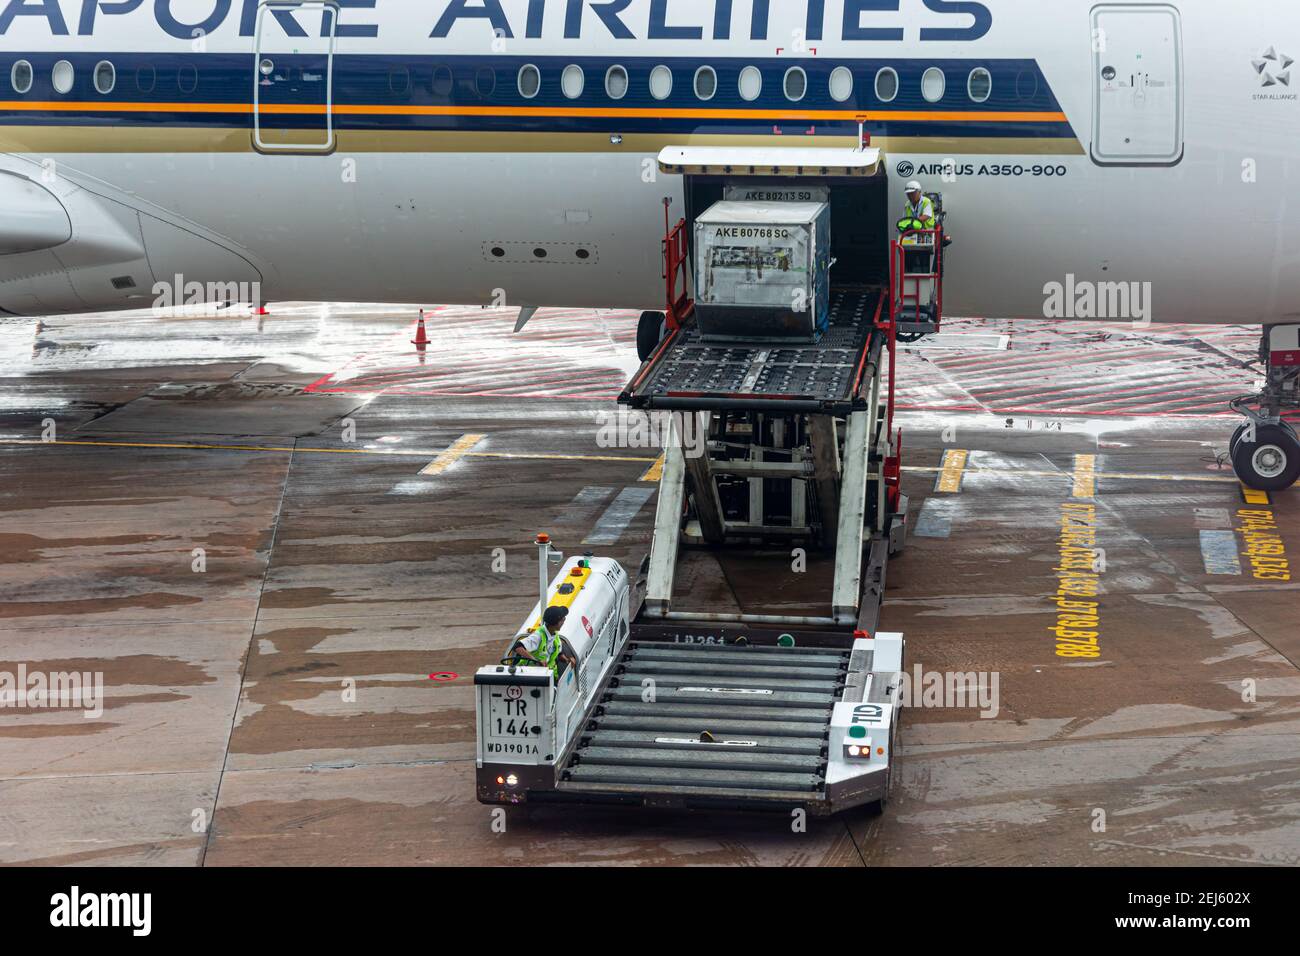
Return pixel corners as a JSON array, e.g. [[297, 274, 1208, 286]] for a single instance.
[[571, 486, 615, 507], [1199, 530, 1243, 576], [584, 487, 656, 546], [914, 498, 955, 538]]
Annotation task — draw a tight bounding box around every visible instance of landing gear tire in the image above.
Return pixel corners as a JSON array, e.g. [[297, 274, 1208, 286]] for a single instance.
[[637, 310, 667, 363], [1229, 422, 1249, 459], [1232, 423, 1300, 492]]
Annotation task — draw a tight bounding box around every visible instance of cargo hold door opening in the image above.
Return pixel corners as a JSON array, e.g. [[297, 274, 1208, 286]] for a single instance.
[[253, 0, 339, 153]]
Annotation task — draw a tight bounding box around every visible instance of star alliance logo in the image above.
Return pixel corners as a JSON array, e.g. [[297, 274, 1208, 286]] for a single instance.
[[1252, 47, 1293, 87]]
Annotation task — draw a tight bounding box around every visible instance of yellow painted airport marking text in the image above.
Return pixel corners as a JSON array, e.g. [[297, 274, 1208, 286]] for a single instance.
[[1237, 509, 1292, 582], [1052, 501, 1103, 659]]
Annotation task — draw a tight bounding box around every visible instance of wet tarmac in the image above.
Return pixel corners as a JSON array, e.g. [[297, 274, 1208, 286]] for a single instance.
[[1, 303, 1297, 866]]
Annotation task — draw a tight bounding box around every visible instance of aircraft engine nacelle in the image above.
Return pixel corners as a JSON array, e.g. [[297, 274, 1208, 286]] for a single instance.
[[0, 160, 264, 317]]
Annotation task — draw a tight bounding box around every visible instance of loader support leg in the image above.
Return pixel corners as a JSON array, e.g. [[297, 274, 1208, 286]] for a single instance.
[[645, 440, 687, 615], [832, 410, 872, 624]]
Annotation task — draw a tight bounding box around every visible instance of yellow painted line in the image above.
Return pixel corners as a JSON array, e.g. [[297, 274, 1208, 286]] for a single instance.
[[639, 452, 666, 483], [907, 465, 1241, 484], [1241, 485, 1272, 506], [0, 438, 1255, 485], [1072, 455, 1097, 498], [0, 438, 656, 465], [420, 433, 484, 476], [467, 450, 657, 464], [935, 449, 969, 493]]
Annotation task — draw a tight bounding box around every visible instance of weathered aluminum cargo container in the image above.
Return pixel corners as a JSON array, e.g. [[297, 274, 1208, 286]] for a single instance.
[[693, 201, 832, 342]]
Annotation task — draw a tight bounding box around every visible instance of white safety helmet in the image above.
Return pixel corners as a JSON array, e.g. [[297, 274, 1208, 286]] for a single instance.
[[906, 180, 923, 193]]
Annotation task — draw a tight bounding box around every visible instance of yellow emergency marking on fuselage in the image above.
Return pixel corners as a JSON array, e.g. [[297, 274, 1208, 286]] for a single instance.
[[1236, 507, 1292, 582], [530, 567, 591, 630], [1240, 485, 1272, 506], [640, 453, 666, 483], [420, 433, 485, 475], [1072, 455, 1097, 498], [1052, 501, 1103, 660], [935, 449, 969, 493]]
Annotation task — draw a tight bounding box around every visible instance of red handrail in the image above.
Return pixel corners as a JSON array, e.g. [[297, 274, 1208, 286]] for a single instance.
[[662, 200, 694, 331], [889, 226, 943, 336]]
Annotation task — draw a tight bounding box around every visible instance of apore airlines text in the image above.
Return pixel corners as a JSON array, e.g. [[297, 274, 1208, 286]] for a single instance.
[[0, 0, 994, 42]]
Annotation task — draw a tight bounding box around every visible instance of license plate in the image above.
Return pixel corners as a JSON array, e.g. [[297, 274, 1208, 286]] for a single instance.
[[484, 687, 540, 757]]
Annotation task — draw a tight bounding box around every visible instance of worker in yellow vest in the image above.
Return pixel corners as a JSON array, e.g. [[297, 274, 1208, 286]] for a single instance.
[[897, 180, 937, 234], [512, 605, 578, 680]]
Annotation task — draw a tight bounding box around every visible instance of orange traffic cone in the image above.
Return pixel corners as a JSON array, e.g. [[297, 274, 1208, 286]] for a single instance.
[[411, 310, 430, 348], [252, 304, 270, 316]]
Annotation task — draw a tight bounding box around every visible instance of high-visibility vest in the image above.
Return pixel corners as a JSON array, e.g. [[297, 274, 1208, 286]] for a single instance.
[[898, 196, 936, 233], [530, 624, 562, 676]]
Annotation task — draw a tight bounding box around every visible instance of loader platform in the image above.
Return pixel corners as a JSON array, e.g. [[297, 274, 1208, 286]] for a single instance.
[[620, 287, 885, 415]]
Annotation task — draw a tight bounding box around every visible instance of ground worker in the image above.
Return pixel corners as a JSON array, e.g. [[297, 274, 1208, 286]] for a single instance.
[[512, 605, 579, 680], [897, 180, 937, 234]]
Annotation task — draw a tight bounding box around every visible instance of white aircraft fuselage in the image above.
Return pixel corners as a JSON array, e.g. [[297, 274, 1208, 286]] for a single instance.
[[0, 0, 1297, 325]]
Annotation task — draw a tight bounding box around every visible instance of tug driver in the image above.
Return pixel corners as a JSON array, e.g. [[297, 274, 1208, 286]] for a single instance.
[[512, 605, 579, 680]]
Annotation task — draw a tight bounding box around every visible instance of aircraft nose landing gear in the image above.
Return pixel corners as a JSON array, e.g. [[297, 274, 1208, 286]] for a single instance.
[[1229, 325, 1300, 491], [1233, 423, 1300, 492]]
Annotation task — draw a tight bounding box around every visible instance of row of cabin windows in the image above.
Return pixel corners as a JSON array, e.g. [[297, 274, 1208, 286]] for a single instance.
[[8, 59, 998, 106], [9, 59, 194, 95], [504, 64, 993, 104]]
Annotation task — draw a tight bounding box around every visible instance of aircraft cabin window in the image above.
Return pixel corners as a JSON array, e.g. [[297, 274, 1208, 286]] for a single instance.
[[694, 66, 717, 101], [518, 64, 541, 99], [93, 61, 115, 95], [432, 65, 453, 98], [476, 67, 496, 98], [921, 67, 946, 104], [874, 67, 899, 103], [11, 60, 33, 95], [829, 66, 853, 103], [738, 65, 761, 102], [389, 66, 410, 96], [562, 64, 584, 99], [1015, 69, 1038, 102], [649, 65, 672, 101], [968, 67, 992, 103], [605, 65, 628, 100], [136, 64, 156, 94], [52, 60, 75, 95], [178, 64, 198, 94], [783, 66, 807, 102]]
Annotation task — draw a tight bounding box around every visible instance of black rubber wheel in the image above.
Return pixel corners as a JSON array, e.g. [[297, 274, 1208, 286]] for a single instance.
[[636, 310, 666, 362], [1232, 423, 1300, 491], [1229, 422, 1249, 458]]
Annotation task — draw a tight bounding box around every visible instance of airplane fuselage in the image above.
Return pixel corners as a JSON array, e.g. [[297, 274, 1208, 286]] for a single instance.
[[1, 0, 1298, 324]]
